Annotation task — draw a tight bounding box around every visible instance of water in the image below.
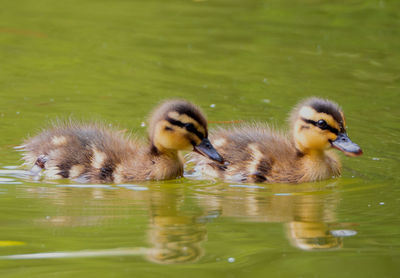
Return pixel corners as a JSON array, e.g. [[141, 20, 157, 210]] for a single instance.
[[0, 0, 399, 277]]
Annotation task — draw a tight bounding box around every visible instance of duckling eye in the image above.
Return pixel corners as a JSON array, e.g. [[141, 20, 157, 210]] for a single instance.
[[184, 123, 197, 133], [317, 120, 328, 129]]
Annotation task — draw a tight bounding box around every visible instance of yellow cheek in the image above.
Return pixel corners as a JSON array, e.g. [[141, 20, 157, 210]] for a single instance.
[[157, 131, 192, 150], [309, 132, 332, 149], [295, 121, 332, 150], [154, 122, 193, 150], [298, 131, 328, 149]]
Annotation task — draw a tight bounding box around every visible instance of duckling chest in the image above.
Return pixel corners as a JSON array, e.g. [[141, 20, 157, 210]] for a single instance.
[[299, 154, 341, 182], [149, 157, 183, 180]]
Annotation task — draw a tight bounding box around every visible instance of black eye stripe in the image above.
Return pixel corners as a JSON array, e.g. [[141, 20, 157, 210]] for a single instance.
[[301, 118, 339, 135], [166, 117, 205, 140], [185, 123, 202, 138]]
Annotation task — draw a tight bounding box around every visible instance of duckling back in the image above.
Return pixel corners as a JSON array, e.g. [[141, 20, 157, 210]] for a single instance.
[[22, 123, 143, 183]]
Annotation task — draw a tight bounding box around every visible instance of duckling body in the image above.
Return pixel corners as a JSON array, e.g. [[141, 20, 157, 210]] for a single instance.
[[23, 124, 183, 183], [21, 100, 224, 183], [193, 124, 340, 183], [190, 98, 362, 184]]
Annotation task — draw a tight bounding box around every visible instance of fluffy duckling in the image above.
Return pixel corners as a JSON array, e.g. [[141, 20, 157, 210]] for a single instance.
[[190, 98, 362, 183], [21, 100, 224, 183]]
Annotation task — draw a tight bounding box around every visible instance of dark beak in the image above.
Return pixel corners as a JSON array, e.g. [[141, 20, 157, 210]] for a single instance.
[[330, 133, 363, 157], [194, 138, 224, 163]]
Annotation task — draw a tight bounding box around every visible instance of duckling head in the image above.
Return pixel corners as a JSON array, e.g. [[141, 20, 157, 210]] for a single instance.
[[149, 100, 224, 163], [291, 98, 362, 157]]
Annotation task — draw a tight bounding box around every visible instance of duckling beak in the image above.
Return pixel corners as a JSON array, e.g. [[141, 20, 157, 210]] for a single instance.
[[194, 138, 224, 163], [330, 133, 363, 157]]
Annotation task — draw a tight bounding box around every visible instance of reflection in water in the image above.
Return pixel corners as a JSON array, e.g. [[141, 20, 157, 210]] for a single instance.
[[196, 183, 351, 251], [287, 222, 342, 250], [7, 173, 357, 263], [286, 193, 342, 250], [146, 187, 207, 264], [0, 248, 147, 260], [13, 181, 209, 264], [147, 216, 206, 264]]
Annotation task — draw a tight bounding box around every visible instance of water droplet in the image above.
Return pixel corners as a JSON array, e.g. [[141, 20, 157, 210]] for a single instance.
[[330, 230, 357, 237], [210, 104, 216, 108], [379, 202, 385, 205], [141, 122, 146, 127], [228, 257, 235, 263]]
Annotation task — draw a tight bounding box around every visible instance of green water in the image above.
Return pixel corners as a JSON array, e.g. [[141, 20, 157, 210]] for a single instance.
[[0, 0, 399, 277]]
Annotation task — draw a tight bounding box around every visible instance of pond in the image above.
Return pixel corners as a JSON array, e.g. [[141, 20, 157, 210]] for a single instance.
[[0, 0, 399, 277]]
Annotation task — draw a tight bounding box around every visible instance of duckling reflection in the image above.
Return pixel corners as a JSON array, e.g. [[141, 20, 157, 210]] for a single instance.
[[285, 194, 343, 250], [196, 182, 350, 251], [18, 182, 209, 263], [287, 221, 342, 250], [17, 180, 349, 258], [146, 185, 207, 264]]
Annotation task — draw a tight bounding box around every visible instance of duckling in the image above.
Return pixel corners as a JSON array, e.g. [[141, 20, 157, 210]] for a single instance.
[[21, 100, 224, 183], [190, 98, 362, 183]]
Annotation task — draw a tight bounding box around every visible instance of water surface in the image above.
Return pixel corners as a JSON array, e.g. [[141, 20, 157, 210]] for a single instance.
[[0, 0, 399, 277]]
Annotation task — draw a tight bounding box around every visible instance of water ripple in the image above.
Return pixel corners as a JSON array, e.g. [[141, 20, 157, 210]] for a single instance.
[[56, 184, 116, 189], [0, 247, 148, 260]]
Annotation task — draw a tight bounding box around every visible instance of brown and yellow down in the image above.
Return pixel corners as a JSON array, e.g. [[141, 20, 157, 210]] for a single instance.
[[190, 98, 362, 184], [21, 100, 224, 183]]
